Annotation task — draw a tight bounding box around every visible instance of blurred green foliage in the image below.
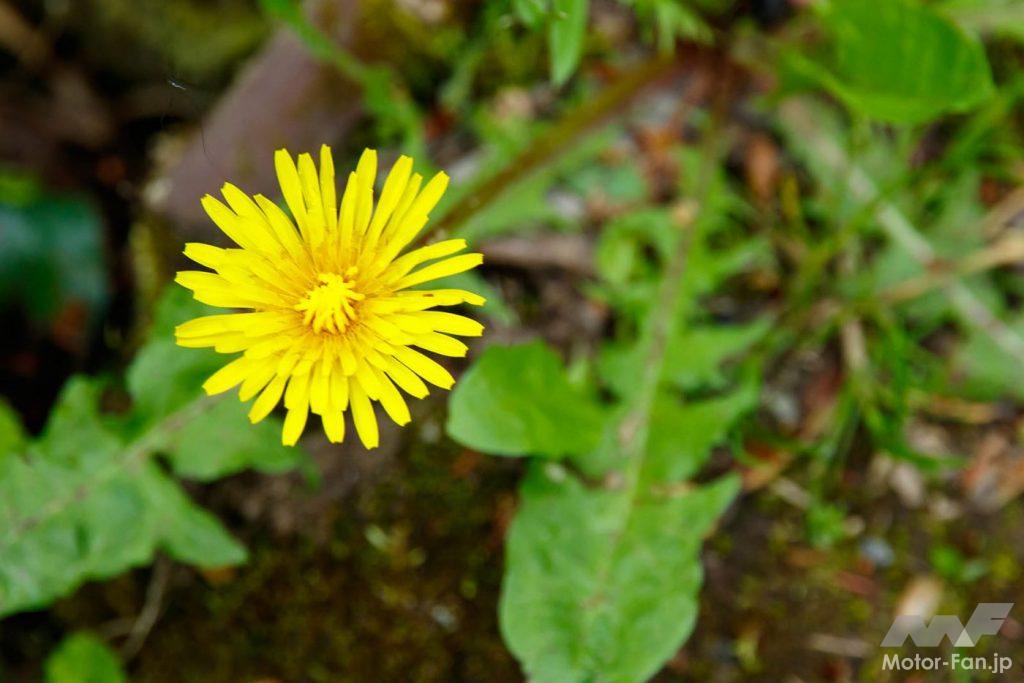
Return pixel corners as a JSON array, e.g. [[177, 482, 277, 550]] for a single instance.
[[0, 175, 107, 324], [788, 0, 994, 123], [930, 544, 989, 584], [43, 632, 126, 683]]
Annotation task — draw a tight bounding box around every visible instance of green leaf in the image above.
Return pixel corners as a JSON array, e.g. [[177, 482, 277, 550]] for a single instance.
[[794, 0, 994, 123], [495, 146, 756, 681], [446, 342, 606, 458], [44, 632, 126, 683], [514, 0, 549, 28], [0, 378, 245, 617], [548, 0, 588, 86], [137, 464, 247, 566], [595, 209, 678, 289], [593, 164, 766, 322], [599, 321, 769, 398], [0, 187, 108, 322], [128, 287, 224, 421], [632, 0, 713, 52], [130, 286, 306, 479], [662, 321, 770, 391], [500, 465, 740, 682], [642, 385, 756, 485], [0, 399, 26, 454], [954, 315, 1024, 401], [162, 398, 303, 481]]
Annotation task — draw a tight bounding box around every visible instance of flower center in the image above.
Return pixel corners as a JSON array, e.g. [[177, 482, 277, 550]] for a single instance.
[[295, 268, 365, 334]]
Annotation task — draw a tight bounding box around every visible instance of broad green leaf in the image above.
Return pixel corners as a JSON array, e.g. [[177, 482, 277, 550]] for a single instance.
[[794, 0, 994, 123], [163, 398, 303, 481], [44, 632, 126, 683], [0, 378, 246, 617], [548, 0, 588, 86], [577, 382, 758, 486], [501, 465, 740, 682], [137, 463, 248, 566], [0, 284, 310, 617], [446, 342, 606, 458], [0, 187, 108, 322]]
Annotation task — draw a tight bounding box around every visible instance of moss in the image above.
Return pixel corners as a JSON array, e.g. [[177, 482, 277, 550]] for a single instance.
[[127, 425, 522, 682]]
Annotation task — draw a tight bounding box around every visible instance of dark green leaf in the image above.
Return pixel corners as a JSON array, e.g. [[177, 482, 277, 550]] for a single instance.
[[0, 188, 107, 322]]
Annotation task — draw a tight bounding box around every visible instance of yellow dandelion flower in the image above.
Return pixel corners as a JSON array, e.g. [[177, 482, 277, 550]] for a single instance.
[[174, 146, 484, 448]]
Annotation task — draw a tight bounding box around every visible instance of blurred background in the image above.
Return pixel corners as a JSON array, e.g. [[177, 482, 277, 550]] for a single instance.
[[2, 0, 1024, 680]]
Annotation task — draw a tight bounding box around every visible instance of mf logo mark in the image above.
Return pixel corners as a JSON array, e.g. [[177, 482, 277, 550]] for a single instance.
[[881, 603, 1013, 648]]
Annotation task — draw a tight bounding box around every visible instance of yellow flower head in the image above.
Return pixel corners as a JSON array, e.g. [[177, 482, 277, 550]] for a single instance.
[[175, 147, 484, 448]]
